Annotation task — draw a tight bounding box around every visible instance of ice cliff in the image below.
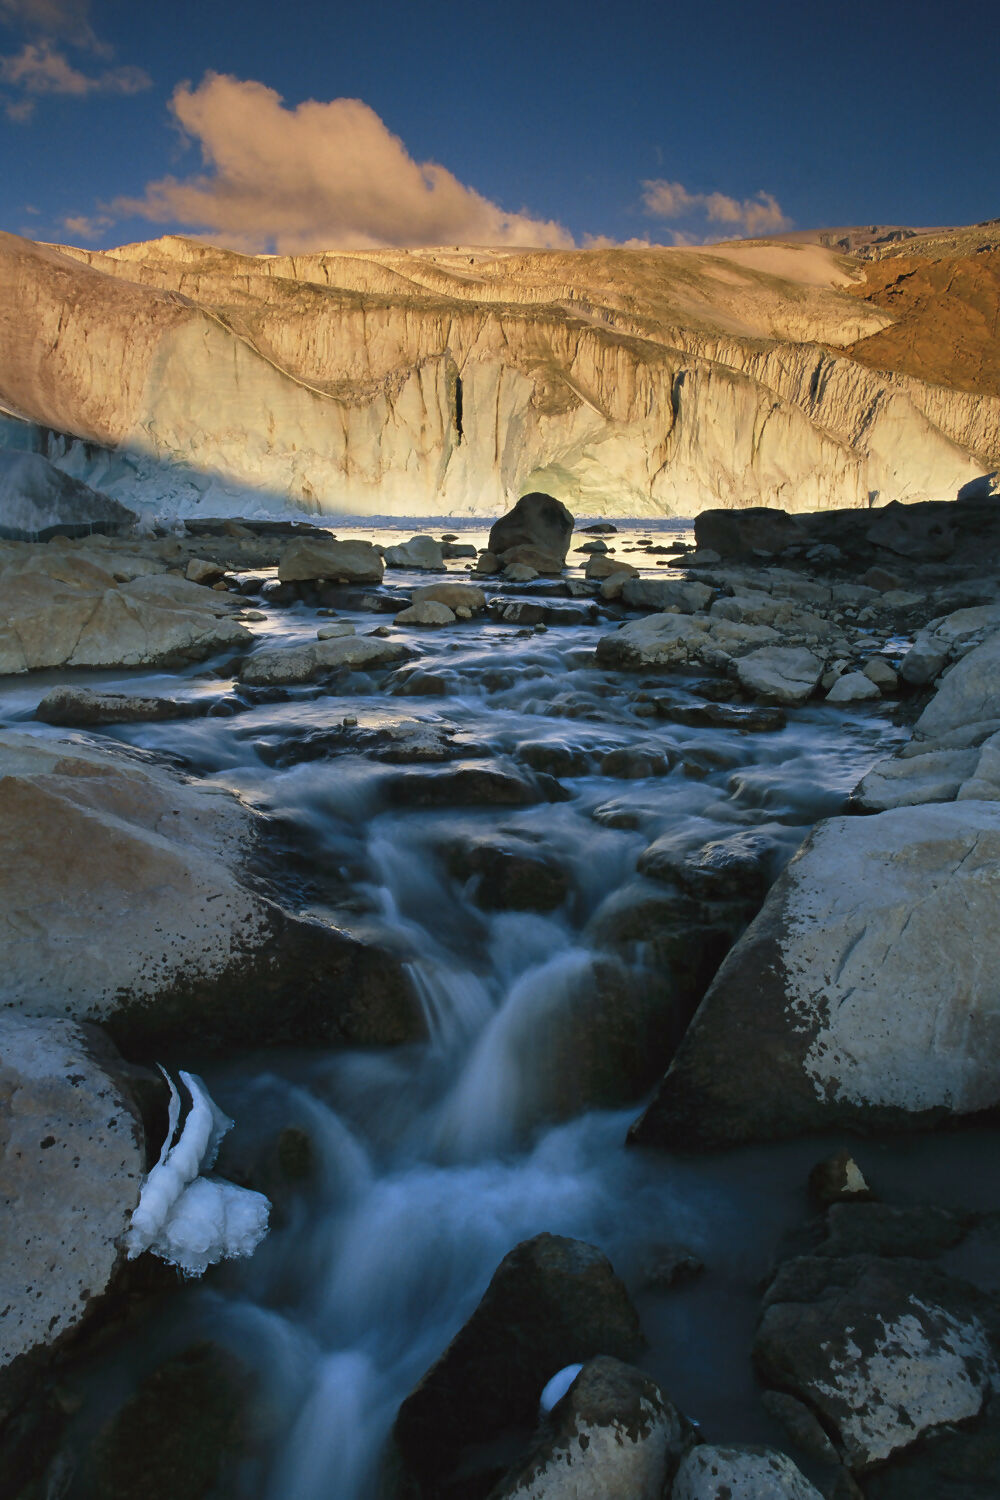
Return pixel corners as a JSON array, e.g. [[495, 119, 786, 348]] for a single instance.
[[0, 228, 995, 519]]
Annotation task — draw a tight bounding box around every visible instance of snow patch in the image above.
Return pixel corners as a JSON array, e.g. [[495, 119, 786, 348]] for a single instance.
[[126, 1068, 269, 1275]]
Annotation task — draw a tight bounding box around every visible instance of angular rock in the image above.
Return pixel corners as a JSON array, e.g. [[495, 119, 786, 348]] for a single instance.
[[621, 577, 713, 613], [411, 582, 486, 611], [0, 558, 251, 675], [586, 553, 637, 581], [0, 732, 421, 1053], [35, 686, 194, 726], [383, 535, 445, 569], [0, 1015, 145, 1395], [694, 507, 806, 559], [914, 629, 1000, 742], [735, 647, 824, 704], [393, 1233, 642, 1482], [277, 535, 383, 583], [491, 1357, 691, 1500], [672, 1444, 824, 1499], [238, 632, 406, 685], [489, 493, 574, 567], [596, 613, 710, 669], [444, 837, 569, 912], [394, 600, 456, 626], [826, 671, 880, 703], [755, 1256, 999, 1469], [854, 748, 978, 810], [638, 829, 776, 901], [630, 801, 1000, 1148]]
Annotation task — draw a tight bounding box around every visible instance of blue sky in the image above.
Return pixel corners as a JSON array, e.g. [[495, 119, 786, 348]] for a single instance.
[[1, 0, 997, 253]]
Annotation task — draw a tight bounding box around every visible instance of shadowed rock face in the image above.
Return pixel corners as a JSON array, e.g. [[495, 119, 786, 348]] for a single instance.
[[0, 732, 422, 1055], [394, 1233, 643, 1484], [629, 801, 1000, 1150], [0, 227, 995, 518], [488, 493, 575, 567]]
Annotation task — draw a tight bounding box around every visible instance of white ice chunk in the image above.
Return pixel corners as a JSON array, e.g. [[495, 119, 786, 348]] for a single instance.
[[149, 1176, 270, 1276], [126, 1069, 269, 1274], [540, 1363, 584, 1413]]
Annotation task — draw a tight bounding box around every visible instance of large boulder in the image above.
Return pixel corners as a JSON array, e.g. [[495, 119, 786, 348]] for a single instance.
[[383, 535, 445, 570], [913, 628, 1000, 742], [672, 1444, 823, 1499], [734, 646, 825, 704], [489, 493, 574, 569], [620, 577, 713, 613], [0, 554, 252, 674], [596, 613, 711, 669], [491, 1357, 691, 1500], [238, 632, 408, 685], [277, 535, 383, 583], [0, 733, 421, 1054], [0, 1015, 145, 1403], [755, 1255, 999, 1470], [629, 801, 1000, 1149], [0, 449, 137, 541], [694, 507, 806, 559], [393, 1233, 642, 1484]]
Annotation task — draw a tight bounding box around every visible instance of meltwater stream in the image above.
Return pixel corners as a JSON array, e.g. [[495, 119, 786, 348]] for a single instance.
[[3, 522, 940, 1498]]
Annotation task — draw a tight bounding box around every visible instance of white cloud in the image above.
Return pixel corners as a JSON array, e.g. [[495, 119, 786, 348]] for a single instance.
[[641, 178, 791, 238], [61, 210, 112, 238], [116, 73, 576, 254], [0, 39, 149, 98], [0, 0, 107, 53]]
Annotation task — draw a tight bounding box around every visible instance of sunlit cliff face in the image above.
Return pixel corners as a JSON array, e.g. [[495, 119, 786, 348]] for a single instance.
[[0, 227, 994, 519]]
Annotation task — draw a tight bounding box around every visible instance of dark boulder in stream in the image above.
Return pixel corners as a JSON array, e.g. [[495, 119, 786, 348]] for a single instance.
[[393, 1233, 642, 1488], [488, 493, 574, 572]]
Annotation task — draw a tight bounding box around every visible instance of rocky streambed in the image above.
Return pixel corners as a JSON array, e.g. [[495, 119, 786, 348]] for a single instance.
[[4, 491, 1000, 1500]]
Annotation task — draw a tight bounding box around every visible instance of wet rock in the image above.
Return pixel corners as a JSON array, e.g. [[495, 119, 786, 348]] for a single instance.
[[0, 732, 422, 1053], [90, 1342, 249, 1500], [515, 740, 590, 777], [384, 535, 445, 570], [35, 686, 196, 726], [672, 1443, 824, 1498], [653, 697, 786, 732], [760, 1391, 840, 1463], [316, 621, 355, 640], [629, 801, 1000, 1149], [393, 1232, 643, 1483], [596, 613, 710, 669], [599, 746, 670, 779], [497, 543, 568, 575], [389, 668, 450, 696], [239, 632, 407, 685], [395, 600, 456, 626], [754, 1256, 999, 1469], [575, 538, 609, 553], [383, 760, 552, 809], [444, 836, 570, 912], [504, 562, 539, 581], [582, 522, 617, 534], [638, 829, 776, 901], [815, 1202, 967, 1260], [0, 1015, 145, 1403], [411, 582, 486, 612], [826, 670, 880, 703], [808, 1149, 874, 1208], [490, 1357, 692, 1500], [489, 493, 574, 569], [277, 536, 383, 584], [636, 1244, 704, 1290], [735, 646, 824, 704], [498, 600, 546, 626], [861, 1399, 1000, 1499], [0, 449, 137, 541], [620, 577, 713, 613], [184, 556, 225, 586], [474, 550, 501, 575]]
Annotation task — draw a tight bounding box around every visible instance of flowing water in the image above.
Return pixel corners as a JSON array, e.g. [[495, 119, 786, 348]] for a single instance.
[[9, 519, 992, 1498]]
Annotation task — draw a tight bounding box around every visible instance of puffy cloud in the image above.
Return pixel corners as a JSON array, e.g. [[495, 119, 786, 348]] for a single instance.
[[116, 73, 575, 254], [0, 39, 149, 97], [61, 210, 112, 238], [641, 178, 791, 238]]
